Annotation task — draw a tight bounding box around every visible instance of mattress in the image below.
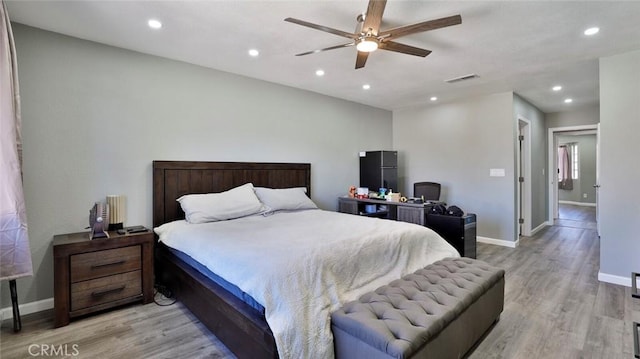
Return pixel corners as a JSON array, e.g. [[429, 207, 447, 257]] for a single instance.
[[167, 246, 265, 314]]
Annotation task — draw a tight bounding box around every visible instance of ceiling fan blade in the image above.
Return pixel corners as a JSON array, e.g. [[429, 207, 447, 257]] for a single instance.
[[378, 14, 461, 40], [355, 51, 370, 69], [362, 0, 387, 35], [284, 17, 357, 40], [379, 41, 432, 57], [295, 42, 355, 56]]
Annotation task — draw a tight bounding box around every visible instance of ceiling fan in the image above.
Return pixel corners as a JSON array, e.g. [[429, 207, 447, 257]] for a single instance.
[[284, 0, 462, 69]]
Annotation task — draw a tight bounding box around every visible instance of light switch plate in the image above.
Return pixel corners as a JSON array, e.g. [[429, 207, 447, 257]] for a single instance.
[[490, 168, 506, 177]]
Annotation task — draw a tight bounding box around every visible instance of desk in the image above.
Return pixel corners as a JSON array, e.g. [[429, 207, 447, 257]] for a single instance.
[[338, 196, 477, 258], [338, 196, 438, 225]]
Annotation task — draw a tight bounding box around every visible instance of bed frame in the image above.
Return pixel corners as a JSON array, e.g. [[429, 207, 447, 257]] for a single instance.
[[152, 160, 311, 359]]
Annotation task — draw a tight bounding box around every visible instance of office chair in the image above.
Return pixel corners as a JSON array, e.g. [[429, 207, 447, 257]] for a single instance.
[[414, 182, 441, 201]]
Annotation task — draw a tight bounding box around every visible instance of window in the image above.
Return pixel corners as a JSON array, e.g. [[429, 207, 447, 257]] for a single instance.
[[558, 143, 579, 181]]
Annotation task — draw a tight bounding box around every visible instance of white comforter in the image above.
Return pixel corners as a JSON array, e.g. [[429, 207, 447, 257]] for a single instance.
[[155, 209, 459, 359]]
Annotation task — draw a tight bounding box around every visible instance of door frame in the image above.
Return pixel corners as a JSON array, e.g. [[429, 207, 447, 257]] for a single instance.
[[547, 124, 599, 222], [517, 116, 532, 236]]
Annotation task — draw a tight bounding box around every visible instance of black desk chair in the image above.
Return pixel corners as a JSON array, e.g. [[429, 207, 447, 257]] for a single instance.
[[414, 182, 441, 201]]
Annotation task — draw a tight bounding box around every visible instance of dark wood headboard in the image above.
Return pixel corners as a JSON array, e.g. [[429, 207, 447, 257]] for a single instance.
[[152, 161, 311, 228]]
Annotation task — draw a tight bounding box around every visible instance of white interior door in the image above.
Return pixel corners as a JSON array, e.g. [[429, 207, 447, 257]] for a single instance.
[[595, 123, 601, 235], [517, 117, 531, 236]]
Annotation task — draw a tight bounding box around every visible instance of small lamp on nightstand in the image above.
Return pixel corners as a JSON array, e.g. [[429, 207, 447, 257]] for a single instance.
[[106, 195, 126, 231]]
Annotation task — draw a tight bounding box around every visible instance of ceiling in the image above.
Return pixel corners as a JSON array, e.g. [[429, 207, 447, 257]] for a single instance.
[[6, 1, 640, 113]]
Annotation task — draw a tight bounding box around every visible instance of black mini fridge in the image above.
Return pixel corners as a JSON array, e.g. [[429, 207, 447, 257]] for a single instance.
[[359, 151, 398, 193]]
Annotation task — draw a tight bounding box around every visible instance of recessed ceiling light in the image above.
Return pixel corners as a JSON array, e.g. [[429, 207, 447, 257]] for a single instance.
[[552, 85, 562, 91], [147, 19, 162, 29], [430, 96, 438, 101], [362, 84, 371, 90], [584, 27, 599, 36], [315, 69, 325, 77], [248, 49, 259, 57], [564, 98, 573, 103]]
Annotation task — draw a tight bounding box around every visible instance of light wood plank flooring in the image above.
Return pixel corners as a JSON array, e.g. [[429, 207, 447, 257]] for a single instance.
[[555, 203, 597, 230], [2, 219, 639, 358]]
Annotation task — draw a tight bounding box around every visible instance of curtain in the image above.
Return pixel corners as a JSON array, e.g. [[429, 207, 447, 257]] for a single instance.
[[1, 0, 33, 281], [558, 144, 573, 190]]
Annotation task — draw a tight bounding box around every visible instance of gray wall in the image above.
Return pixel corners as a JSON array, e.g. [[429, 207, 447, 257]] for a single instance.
[[513, 94, 547, 230], [546, 104, 600, 128], [392, 92, 515, 242], [599, 49, 640, 280], [557, 134, 597, 204], [1, 25, 393, 307]]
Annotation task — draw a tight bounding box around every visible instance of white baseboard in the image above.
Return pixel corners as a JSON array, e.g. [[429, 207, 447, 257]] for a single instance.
[[559, 200, 596, 207], [0, 297, 53, 321], [598, 272, 632, 287], [477, 236, 519, 248]]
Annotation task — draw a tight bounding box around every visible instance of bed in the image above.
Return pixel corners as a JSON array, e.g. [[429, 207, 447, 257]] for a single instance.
[[152, 161, 458, 359]]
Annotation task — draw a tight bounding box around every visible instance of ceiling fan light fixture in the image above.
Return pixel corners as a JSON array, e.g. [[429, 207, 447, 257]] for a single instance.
[[356, 38, 379, 52], [284, 4, 462, 69]]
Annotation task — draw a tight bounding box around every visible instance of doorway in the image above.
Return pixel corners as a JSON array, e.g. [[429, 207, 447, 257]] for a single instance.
[[548, 125, 599, 233]]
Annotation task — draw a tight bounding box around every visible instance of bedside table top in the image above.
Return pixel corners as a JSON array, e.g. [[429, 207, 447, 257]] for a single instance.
[[53, 228, 153, 256], [53, 228, 151, 245]]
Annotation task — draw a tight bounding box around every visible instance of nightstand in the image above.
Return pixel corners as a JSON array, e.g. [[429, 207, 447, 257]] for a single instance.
[[53, 229, 154, 327]]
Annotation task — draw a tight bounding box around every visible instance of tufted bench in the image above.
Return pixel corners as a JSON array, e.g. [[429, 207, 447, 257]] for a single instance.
[[331, 257, 505, 359]]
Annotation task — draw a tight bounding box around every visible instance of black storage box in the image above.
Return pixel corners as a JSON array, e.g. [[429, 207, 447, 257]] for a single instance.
[[426, 213, 477, 258]]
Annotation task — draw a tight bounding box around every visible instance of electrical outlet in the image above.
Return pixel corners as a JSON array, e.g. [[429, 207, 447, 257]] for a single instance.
[[583, 193, 588, 198]]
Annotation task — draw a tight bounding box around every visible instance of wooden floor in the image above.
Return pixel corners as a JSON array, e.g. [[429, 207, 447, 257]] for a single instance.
[[470, 204, 639, 358], [2, 207, 639, 358], [555, 203, 597, 230]]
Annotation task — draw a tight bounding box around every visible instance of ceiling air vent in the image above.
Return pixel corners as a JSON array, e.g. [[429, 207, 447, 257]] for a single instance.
[[445, 73, 479, 84]]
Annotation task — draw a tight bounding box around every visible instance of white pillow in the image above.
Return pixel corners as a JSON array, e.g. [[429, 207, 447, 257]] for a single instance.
[[254, 187, 318, 213], [154, 220, 189, 244], [177, 183, 265, 224]]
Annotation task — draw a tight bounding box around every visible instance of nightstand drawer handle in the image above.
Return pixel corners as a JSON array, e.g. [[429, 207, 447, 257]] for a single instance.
[[91, 285, 126, 297], [91, 260, 126, 269]]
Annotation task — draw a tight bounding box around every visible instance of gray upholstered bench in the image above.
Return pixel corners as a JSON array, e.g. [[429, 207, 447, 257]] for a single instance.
[[331, 257, 505, 359]]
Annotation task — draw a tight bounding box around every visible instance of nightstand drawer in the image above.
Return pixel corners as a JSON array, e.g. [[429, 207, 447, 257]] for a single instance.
[[70, 270, 142, 311], [70, 245, 141, 282]]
